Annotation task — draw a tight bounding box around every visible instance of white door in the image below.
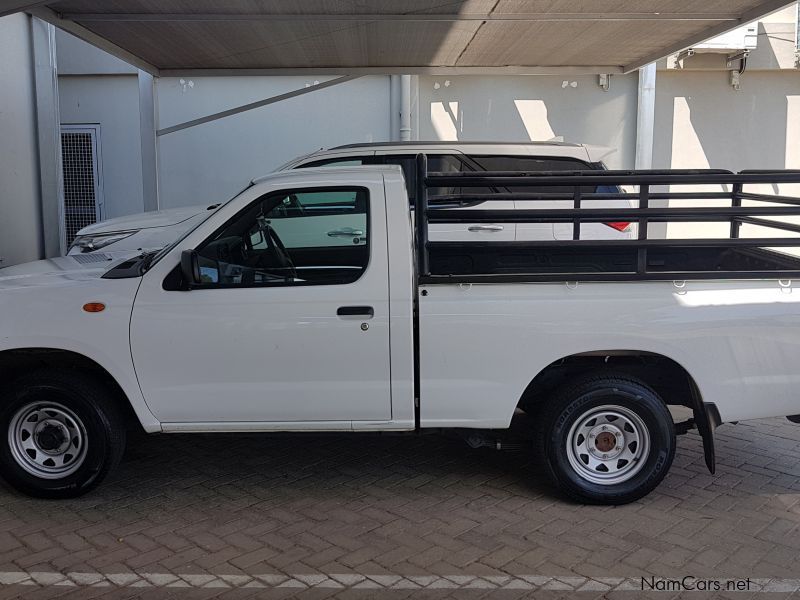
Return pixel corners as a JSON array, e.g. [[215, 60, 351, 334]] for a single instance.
[[130, 186, 391, 424]]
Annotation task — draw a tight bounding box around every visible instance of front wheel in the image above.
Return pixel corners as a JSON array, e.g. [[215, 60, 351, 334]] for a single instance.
[[0, 370, 126, 498], [537, 375, 675, 505]]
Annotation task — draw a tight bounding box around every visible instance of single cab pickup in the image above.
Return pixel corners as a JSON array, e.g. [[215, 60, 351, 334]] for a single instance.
[[2, 161, 800, 504]]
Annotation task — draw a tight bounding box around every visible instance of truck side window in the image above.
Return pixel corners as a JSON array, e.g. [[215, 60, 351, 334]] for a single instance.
[[195, 188, 369, 287]]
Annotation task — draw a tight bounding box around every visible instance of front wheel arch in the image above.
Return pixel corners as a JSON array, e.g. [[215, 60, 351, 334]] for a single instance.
[[0, 348, 143, 433]]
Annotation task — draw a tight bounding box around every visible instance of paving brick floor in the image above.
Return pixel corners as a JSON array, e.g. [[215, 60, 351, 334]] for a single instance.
[[1, 418, 800, 598]]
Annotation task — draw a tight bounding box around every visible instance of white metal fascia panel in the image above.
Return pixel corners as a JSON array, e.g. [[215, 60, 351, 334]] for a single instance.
[[1, 1, 793, 75]]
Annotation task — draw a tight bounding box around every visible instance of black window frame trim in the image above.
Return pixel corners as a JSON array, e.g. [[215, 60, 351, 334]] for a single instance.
[[166, 185, 372, 291]]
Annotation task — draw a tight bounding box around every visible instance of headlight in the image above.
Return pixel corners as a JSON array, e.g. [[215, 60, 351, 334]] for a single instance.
[[69, 231, 136, 253]]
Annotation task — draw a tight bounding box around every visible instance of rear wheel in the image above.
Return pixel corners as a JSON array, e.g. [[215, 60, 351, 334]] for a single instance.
[[0, 370, 126, 498], [537, 375, 675, 505]]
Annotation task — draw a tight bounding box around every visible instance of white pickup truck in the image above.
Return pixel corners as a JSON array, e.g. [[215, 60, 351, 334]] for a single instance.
[[2, 159, 800, 505]]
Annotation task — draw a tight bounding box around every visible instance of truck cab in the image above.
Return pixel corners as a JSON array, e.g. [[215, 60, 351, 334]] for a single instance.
[[129, 166, 416, 427]]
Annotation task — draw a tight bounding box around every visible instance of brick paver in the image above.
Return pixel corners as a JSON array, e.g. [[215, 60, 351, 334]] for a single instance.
[[1, 418, 799, 598]]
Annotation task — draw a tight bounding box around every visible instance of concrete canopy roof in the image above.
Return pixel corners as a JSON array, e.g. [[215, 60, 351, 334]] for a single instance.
[[2, 0, 796, 76]]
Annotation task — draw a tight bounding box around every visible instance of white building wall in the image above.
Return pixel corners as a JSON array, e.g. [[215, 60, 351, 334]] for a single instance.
[[653, 70, 800, 239], [154, 76, 392, 209], [58, 75, 145, 220], [0, 14, 43, 267], [56, 29, 146, 221], [653, 70, 800, 172], [418, 74, 639, 169]]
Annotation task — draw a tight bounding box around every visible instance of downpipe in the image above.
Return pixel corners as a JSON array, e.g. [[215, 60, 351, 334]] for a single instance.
[[399, 74, 412, 142]]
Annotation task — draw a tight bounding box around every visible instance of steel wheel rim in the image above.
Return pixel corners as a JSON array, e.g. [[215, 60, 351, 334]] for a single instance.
[[8, 401, 88, 479], [565, 404, 650, 486]]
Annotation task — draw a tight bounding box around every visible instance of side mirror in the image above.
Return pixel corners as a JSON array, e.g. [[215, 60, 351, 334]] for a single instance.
[[180, 249, 200, 287]]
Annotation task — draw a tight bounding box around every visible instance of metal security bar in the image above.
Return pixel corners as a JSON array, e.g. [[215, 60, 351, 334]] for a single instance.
[[413, 154, 800, 283]]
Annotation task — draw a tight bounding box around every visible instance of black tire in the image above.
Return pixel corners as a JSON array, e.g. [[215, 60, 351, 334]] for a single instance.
[[0, 370, 126, 498], [536, 374, 675, 505]]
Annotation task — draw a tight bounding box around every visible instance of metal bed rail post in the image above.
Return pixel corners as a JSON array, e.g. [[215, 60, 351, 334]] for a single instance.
[[730, 181, 743, 239], [637, 184, 650, 275], [415, 153, 430, 277]]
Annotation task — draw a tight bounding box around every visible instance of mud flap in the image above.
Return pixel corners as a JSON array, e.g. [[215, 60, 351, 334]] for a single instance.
[[689, 379, 721, 474]]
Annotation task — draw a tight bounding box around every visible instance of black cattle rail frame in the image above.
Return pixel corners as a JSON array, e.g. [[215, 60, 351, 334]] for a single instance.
[[413, 153, 800, 283]]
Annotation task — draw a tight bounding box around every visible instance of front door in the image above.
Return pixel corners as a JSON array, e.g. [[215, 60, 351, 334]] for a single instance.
[[130, 185, 391, 424]]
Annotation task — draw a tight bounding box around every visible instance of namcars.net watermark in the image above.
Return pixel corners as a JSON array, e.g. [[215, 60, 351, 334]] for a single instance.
[[642, 576, 752, 593]]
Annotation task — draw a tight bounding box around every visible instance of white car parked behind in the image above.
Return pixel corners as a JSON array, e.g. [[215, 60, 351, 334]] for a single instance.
[[68, 141, 633, 255]]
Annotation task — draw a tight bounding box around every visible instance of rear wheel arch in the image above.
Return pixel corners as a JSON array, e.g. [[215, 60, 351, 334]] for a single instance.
[[518, 350, 703, 414], [518, 350, 719, 473]]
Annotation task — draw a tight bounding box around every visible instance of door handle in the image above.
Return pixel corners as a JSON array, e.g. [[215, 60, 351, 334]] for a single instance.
[[337, 306, 374, 318], [467, 225, 504, 232], [327, 228, 364, 238]]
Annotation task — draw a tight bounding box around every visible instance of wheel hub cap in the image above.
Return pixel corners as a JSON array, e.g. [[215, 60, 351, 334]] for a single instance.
[[566, 405, 651, 486], [35, 422, 69, 453], [8, 402, 88, 479], [588, 425, 623, 458]]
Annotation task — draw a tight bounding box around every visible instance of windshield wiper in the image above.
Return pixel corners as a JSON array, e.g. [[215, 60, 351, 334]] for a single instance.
[[138, 249, 160, 273], [101, 250, 161, 280]]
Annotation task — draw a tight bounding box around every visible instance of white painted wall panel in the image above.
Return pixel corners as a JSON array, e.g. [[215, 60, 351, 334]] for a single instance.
[[653, 70, 800, 239], [0, 14, 44, 267], [418, 74, 639, 169], [155, 76, 392, 209], [58, 75, 144, 219]]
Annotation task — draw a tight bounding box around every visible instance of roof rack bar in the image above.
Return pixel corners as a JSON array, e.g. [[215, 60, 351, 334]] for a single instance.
[[428, 238, 800, 248], [429, 168, 737, 177], [738, 191, 800, 205], [735, 216, 800, 235], [419, 270, 800, 285], [429, 192, 742, 202], [426, 174, 800, 186], [426, 206, 800, 223]]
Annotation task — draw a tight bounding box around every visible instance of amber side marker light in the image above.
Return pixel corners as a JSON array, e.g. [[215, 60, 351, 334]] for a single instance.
[[82, 302, 106, 313]]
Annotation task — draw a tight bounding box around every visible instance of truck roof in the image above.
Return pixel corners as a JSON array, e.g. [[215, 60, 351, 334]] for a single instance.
[[252, 164, 402, 186]]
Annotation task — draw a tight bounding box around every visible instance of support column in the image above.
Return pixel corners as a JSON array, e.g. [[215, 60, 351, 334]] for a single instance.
[[410, 75, 420, 141], [635, 63, 657, 170], [138, 70, 159, 211], [389, 74, 400, 141], [31, 15, 64, 256], [0, 13, 43, 266], [399, 74, 412, 141]]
